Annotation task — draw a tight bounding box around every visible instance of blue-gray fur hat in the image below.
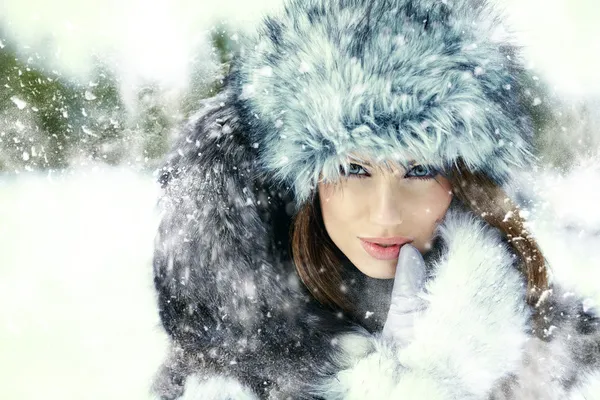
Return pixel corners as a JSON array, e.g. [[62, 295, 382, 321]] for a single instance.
[[230, 0, 536, 204]]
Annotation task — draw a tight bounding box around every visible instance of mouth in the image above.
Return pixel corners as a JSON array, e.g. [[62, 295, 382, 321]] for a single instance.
[[358, 237, 414, 260]]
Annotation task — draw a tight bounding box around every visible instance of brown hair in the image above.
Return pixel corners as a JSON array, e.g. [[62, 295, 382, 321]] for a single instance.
[[291, 157, 548, 313]]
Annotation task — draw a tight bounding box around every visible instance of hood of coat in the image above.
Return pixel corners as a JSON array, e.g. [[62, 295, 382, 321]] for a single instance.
[[229, 0, 536, 204], [153, 0, 543, 346], [152, 0, 600, 396], [152, 87, 600, 396], [154, 121, 600, 398]]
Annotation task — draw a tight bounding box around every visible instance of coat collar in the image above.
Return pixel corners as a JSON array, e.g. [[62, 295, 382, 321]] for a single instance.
[[325, 194, 600, 399], [398, 203, 532, 398]]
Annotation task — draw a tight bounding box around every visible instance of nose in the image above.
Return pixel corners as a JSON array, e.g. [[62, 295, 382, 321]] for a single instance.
[[369, 178, 404, 226]]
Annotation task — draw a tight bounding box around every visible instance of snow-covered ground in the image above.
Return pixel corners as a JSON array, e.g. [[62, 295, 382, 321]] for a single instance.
[[0, 167, 169, 399]]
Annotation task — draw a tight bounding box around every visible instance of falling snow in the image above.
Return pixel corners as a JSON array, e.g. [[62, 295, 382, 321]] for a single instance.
[[84, 90, 97, 101], [298, 61, 311, 73], [583, 298, 596, 314], [81, 125, 98, 137], [10, 96, 27, 110], [1, 0, 600, 399]]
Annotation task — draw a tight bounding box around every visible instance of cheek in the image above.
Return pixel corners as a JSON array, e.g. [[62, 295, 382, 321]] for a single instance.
[[318, 181, 371, 260], [318, 181, 367, 224], [416, 178, 452, 215], [433, 179, 453, 217], [426, 188, 452, 219], [413, 180, 453, 244]]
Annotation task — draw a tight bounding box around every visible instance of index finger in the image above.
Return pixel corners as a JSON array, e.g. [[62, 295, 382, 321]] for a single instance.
[[392, 243, 426, 297]]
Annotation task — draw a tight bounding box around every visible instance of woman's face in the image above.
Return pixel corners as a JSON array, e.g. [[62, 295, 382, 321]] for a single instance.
[[318, 157, 453, 279]]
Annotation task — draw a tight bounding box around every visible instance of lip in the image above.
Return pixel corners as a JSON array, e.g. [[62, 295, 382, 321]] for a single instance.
[[358, 237, 414, 260]]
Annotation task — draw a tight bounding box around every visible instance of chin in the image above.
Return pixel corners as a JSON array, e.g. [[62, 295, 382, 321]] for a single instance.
[[356, 262, 396, 280]]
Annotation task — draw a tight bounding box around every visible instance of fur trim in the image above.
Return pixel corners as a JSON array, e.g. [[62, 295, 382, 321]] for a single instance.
[[398, 206, 530, 396], [571, 371, 600, 399], [483, 160, 600, 400], [312, 334, 403, 399], [310, 205, 530, 399], [312, 331, 456, 399], [152, 89, 600, 399], [152, 91, 361, 399], [179, 374, 259, 400], [231, 0, 536, 203]]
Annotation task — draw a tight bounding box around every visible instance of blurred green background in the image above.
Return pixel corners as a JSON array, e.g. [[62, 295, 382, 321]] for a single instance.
[[0, 23, 236, 172]]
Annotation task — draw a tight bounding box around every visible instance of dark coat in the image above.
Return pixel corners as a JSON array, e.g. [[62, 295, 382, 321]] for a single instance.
[[150, 90, 600, 400]]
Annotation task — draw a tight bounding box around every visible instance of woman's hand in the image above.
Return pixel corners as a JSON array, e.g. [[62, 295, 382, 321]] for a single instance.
[[381, 244, 428, 347]]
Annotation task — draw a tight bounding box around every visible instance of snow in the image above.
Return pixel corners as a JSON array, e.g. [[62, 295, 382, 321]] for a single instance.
[[81, 125, 98, 137], [0, 1, 599, 398], [0, 166, 169, 399], [10, 96, 27, 110], [0, 0, 283, 93], [510, 158, 600, 314], [84, 90, 98, 101], [499, 0, 600, 96]]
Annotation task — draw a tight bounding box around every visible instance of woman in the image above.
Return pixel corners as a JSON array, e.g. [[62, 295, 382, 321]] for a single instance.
[[151, 0, 600, 398]]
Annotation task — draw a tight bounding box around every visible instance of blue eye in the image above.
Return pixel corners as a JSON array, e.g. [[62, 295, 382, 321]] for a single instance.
[[338, 163, 438, 180], [406, 164, 438, 180], [340, 163, 369, 177]]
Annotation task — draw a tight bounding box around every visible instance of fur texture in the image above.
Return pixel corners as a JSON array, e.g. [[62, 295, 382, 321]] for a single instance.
[[152, 112, 600, 397], [153, 89, 359, 399], [231, 0, 535, 203], [151, 0, 600, 398]]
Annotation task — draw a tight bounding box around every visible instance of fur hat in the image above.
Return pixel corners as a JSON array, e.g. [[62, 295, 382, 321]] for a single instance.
[[229, 0, 536, 203]]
